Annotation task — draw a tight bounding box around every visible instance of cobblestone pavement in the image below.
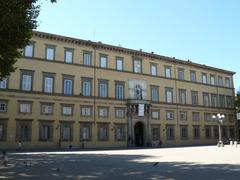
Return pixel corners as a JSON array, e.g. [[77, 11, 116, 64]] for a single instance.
[[1, 145, 240, 180]]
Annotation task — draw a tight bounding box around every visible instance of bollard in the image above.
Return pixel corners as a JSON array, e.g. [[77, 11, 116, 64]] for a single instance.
[[230, 141, 233, 146], [234, 141, 237, 147]]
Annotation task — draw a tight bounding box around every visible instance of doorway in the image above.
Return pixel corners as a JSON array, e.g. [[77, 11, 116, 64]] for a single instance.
[[134, 122, 144, 146]]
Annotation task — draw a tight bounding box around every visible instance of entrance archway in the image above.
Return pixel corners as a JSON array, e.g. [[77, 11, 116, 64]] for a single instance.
[[134, 122, 144, 146]]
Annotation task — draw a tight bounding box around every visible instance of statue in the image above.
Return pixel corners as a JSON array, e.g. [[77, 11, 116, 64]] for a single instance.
[[135, 85, 143, 99]]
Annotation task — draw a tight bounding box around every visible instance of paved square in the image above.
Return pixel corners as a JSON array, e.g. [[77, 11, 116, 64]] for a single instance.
[[1, 145, 240, 179]]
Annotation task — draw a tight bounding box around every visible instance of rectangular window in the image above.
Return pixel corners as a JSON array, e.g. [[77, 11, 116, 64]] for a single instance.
[[205, 126, 212, 139], [98, 124, 109, 141], [150, 63, 157, 76], [133, 58, 142, 73], [226, 96, 233, 108], [190, 70, 196, 82], [228, 114, 234, 122], [63, 76, 74, 95], [19, 102, 31, 113], [204, 113, 211, 121], [166, 126, 174, 140], [179, 89, 186, 104], [180, 126, 188, 139], [99, 80, 108, 98], [166, 111, 174, 120], [83, 51, 92, 66], [60, 123, 73, 141], [116, 57, 123, 71], [62, 105, 73, 116], [201, 73, 207, 84], [41, 103, 53, 115], [115, 82, 124, 99], [21, 70, 33, 91], [213, 126, 219, 139], [115, 125, 125, 141], [0, 78, 7, 89], [203, 93, 210, 107], [191, 91, 198, 106], [100, 54, 108, 68], [82, 78, 92, 96], [219, 95, 225, 108], [39, 122, 53, 141], [229, 127, 235, 139], [193, 125, 200, 139], [211, 94, 218, 107], [0, 101, 7, 112], [45, 46, 55, 60], [151, 110, 160, 119], [0, 120, 7, 141], [99, 107, 108, 118], [43, 75, 54, 93], [225, 77, 230, 87], [165, 66, 171, 78], [24, 43, 34, 57], [16, 120, 32, 141], [210, 75, 215, 85], [165, 87, 173, 103], [180, 111, 187, 121], [64, 48, 73, 63], [80, 123, 92, 141], [192, 112, 200, 121], [222, 126, 227, 139], [151, 86, 159, 102], [115, 108, 125, 118], [151, 126, 160, 141], [81, 106, 91, 117], [178, 68, 184, 80], [218, 76, 223, 86]]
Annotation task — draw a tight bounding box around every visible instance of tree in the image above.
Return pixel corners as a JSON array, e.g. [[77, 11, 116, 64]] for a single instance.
[[0, 0, 56, 79]]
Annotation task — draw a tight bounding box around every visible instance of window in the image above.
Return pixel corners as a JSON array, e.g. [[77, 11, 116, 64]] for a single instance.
[[24, 42, 34, 57], [222, 126, 227, 139], [219, 95, 225, 108], [43, 74, 54, 93], [21, 70, 33, 91], [201, 73, 207, 84], [165, 87, 173, 103], [100, 54, 108, 68], [98, 123, 109, 141], [115, 125, 125, 141], [180, 111, 187, 121], [190, 70, 196, 82], [0, 101, 7, 112], [61, 105, 73, 116], [211, 94, 218, 107], [226, 96, 233, 108], [151, 126, 160, 141], [151, 86, 159, 102], [165, 66, 171, 78], [115, 82, 124, 99], [60, 123, 73, 141], [203, 93, 210, 107], [0, 120, 7, 141], [45, 45, 55, 60], [116, 57, 123, 71], [63, 75, 74, 95], [193, 125, 200, 139], [210, 75, 215, 85], [192, 112, 200, 121], [204, 113, 211, 122], [82, 78, 92, 96], [41, 103, 53, 115], [0, 78, 7, 89], [39, 122, 53, 141], [115, 108, 125, 118], [83, 51, 92, 66], [179, 89, 186, 104], [229, 127, 235, 139], [166, 111, 174, 120], [228, 114, 234, 122], [99, 80, 108, 98], [64, 48, 73, 63], [16, 120, 32, 141], [166, 126, 174, 140], [150, 63, 157, 76], [225, 77, 230, 87], [80, 123, 92, 141], [151, 110, 160, 119], [180, 126, 188, 139], [178, 68, 184, 80], [213, 126, 219, 139], [191, 91, 198, 106], [205, 126, 212, 139], [81, 106, 92, 117], [99, 107, 108, 118], [19, 102, 32, 114], [133, 58, 142, 73], [218, 76, 223, 86]]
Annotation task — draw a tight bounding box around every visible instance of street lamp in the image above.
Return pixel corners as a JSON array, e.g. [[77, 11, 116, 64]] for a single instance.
[[212, 113, 225, 147]]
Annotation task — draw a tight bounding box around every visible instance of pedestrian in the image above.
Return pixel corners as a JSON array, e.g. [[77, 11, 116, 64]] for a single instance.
[[159, 139, 162, 148], [18, 140, 22, 150], [1, 151, 8, 167]]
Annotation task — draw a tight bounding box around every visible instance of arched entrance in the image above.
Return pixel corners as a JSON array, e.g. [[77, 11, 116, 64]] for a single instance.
[[134, 122, 144, 146]]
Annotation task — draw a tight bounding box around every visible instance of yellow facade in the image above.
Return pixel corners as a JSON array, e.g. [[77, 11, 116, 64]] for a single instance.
[[0, 31, 236, 150]]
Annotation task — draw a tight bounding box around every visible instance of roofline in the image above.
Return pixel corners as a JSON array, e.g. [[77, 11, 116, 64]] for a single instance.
[[32, 30, 236, 75]]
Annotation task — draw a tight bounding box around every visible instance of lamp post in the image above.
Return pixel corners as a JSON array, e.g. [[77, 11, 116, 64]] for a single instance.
[[212, 113, 225, 147]]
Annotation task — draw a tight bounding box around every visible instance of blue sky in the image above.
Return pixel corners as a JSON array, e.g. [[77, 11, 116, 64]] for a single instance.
[[37, 0, 240, 92]]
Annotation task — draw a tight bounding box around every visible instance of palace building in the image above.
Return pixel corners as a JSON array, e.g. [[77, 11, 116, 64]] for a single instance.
[[0, 31, 237, 149]]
